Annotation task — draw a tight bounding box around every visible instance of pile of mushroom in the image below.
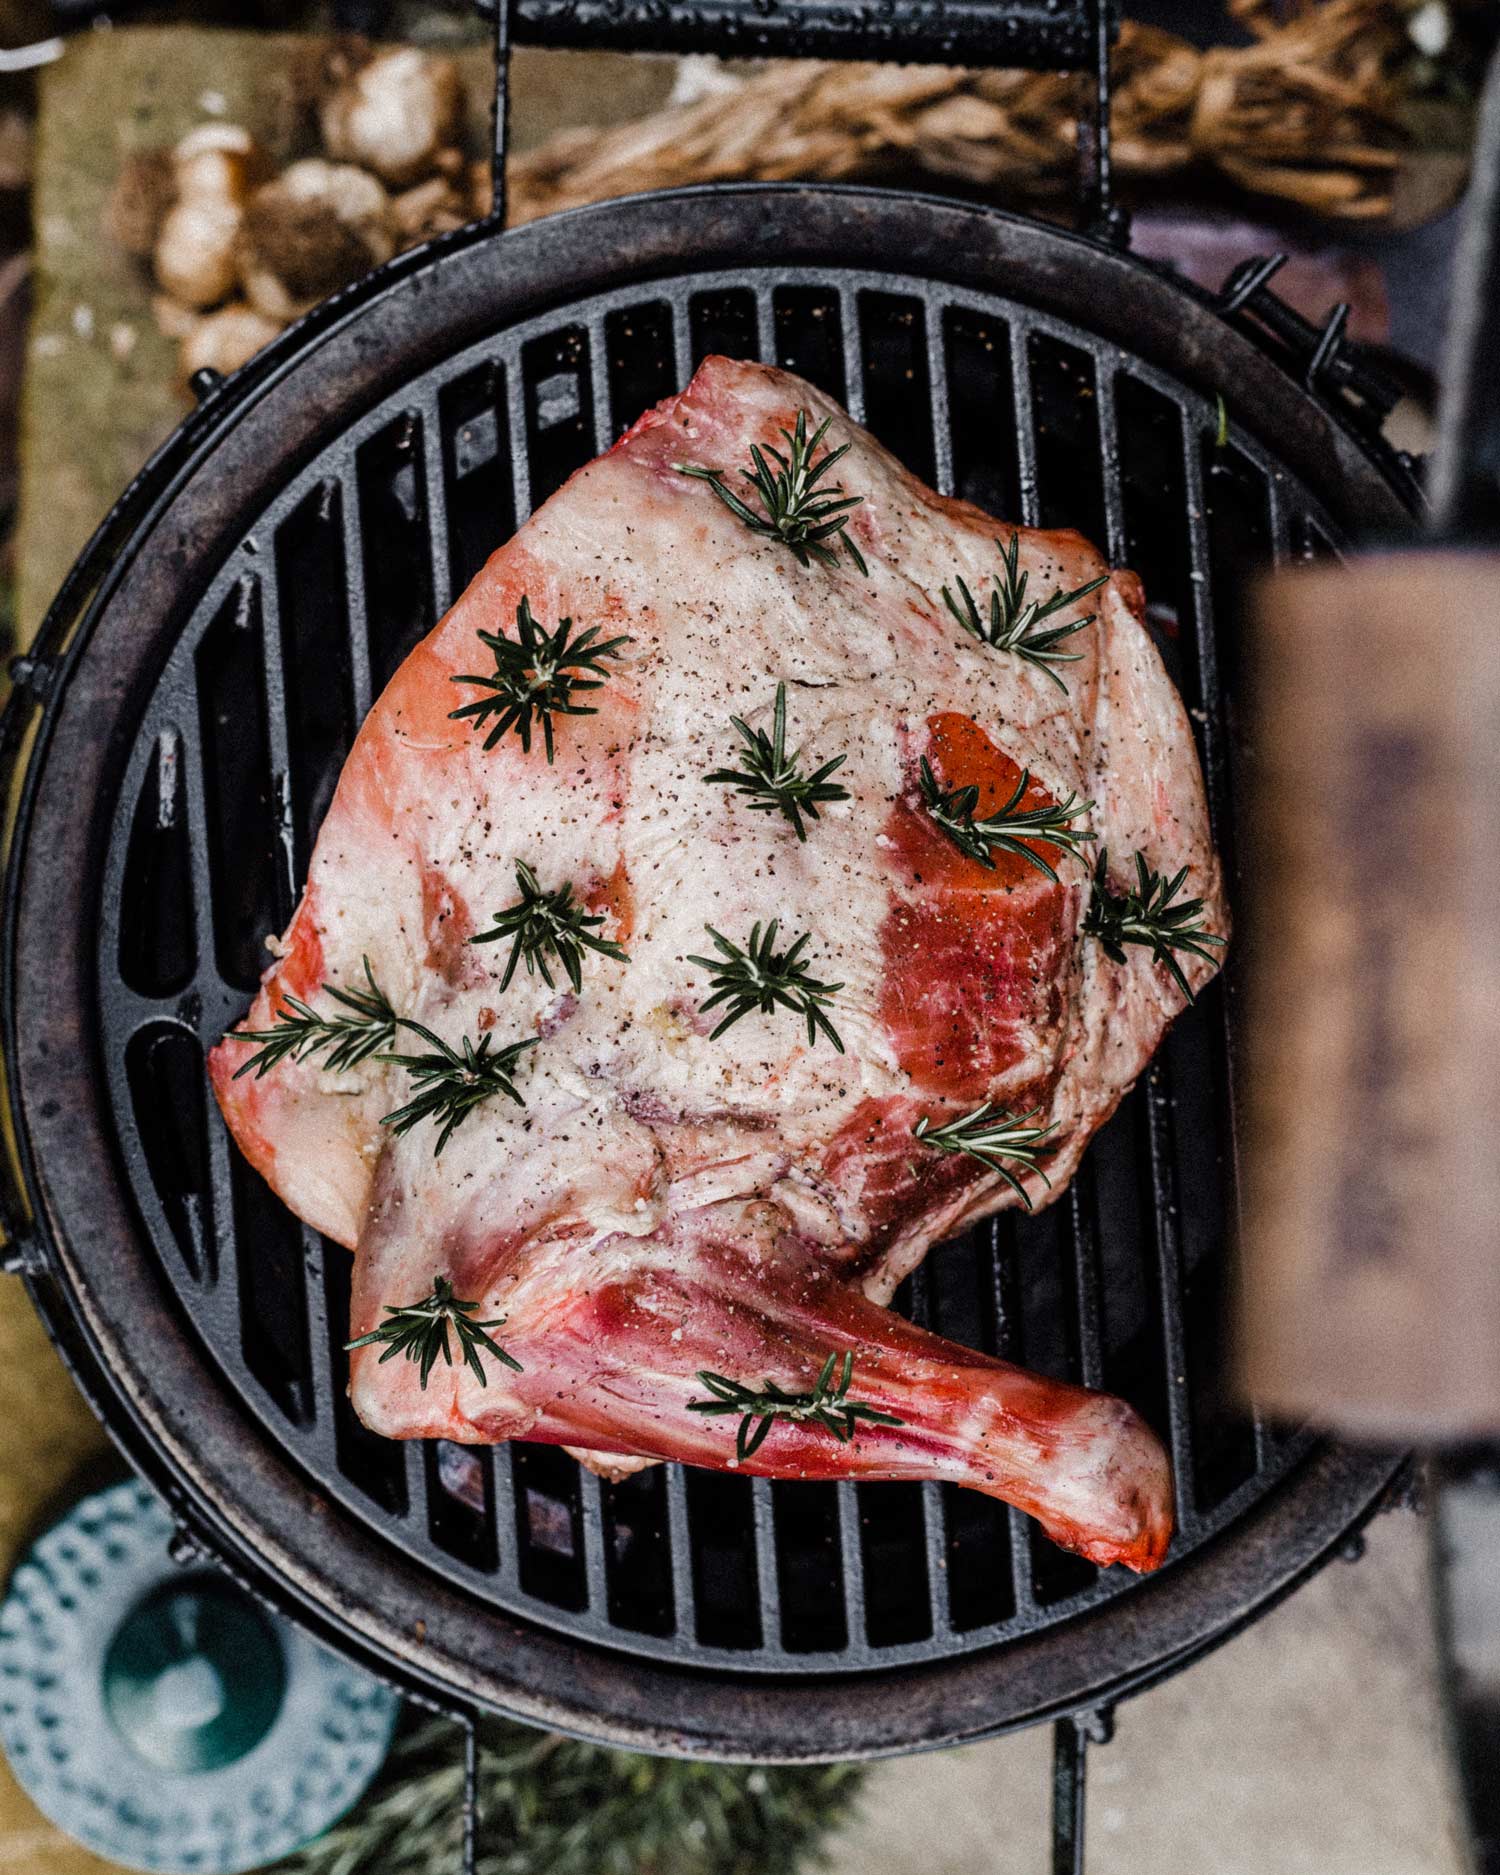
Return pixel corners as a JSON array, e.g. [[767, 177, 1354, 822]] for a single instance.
[[108, 44, 479, 382]]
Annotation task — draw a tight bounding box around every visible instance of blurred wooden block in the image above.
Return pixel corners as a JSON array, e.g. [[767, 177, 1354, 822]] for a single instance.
[[1239, 553, 1500, 1437]]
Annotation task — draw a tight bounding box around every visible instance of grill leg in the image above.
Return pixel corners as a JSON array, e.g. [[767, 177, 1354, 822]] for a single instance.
[[1051, 1718, 1086, 1875], [1051, 1708, 1115, 1875], [463, 1718, 479, 1875]]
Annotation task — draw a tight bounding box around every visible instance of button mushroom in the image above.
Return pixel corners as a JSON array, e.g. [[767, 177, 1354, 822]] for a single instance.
[[180, 304, 286, 379], [320, 48, 464, 189], [153, 124, 268, 311], [237, 158, 395, 324]]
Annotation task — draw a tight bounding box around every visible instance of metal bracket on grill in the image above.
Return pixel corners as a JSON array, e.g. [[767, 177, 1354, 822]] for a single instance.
[[1217, 255, 1402, 431], [0, 1231, 44, 1278], [7, 653, 57, 699], [478, 0, 1122, 239], [167, 1523, 210, 1568]]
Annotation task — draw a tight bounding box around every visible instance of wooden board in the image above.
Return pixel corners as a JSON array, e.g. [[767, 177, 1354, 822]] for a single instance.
[[1239, 553, 1500, 1435]]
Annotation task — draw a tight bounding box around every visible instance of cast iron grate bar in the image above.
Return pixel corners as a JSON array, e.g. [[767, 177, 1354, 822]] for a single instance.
[[99, 266, 1325, 1679], [1010, 321, 1041, 529], [838, 288, 867, 424], [1094, 365, 1128, 567], [489, 1446, 522, 1596], [338, 470, 376, 722], [420, 399, 455, 621], [903, 1263, 953, 1637], [1143, 1060, 1201, 1542], [923, 290, 956, 498], [663, 1465, 697, 1637]]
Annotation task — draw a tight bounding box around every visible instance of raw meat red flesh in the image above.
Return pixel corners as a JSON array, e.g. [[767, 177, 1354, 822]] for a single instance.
[[209, 357, 1225, 1575]]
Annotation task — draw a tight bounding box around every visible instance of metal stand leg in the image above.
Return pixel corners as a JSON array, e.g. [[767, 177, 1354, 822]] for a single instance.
[[463, 1718, 479, 1875], [1051, 1707, 1115, 1875]]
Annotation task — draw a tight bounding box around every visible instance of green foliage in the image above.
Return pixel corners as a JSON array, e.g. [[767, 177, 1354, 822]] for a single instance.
[[274, 1714, 865, 1875]]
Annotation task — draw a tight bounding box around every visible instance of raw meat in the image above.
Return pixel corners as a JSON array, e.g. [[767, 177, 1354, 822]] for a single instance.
[[210, 357, 1226, 1573]]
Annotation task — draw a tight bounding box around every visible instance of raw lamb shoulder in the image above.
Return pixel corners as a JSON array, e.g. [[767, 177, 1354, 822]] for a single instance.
[[210, 355, 1226, 1575]]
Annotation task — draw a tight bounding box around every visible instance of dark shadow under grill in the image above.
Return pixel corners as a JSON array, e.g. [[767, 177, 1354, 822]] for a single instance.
[[99, 265, 1329, 1675]]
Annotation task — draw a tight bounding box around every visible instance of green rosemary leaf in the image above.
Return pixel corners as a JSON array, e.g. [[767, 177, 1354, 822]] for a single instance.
[[674, 408, 868, 575], [1082, 847, 1227, 1003], [472, 859, 628, 993], [687, 920, 845, 1053], [689, 1352, 903, 1462], [379, 1024, 538, 1156], [1214, 394, 1229, 448], [703, 682, 851, 841], [912, 1102, 1060, 1211], [229, 955, 398, 1080], [940, 531, 1106, 694], [916, 756, 1095, 882], [449, 595, 631, 764], [345, 1273, 522, 1387]]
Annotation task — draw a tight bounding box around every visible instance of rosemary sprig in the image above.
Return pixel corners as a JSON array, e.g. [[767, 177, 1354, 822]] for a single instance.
[[917, 757, 1095, 882], [1082, 848, 1227, 1003], [704, 682, 851, 841], [689, 1352, 903, 1461], [345, 1272, 522, 1387], [674, 408, 868, 575], [942, 532, 1107, 694], [448, 595, 631, 764], [912, 1102, 1060, 1211], [379, 1024, 538, 1156], [230, 955, 398, 1080], [471, 860, 628, 993], [688, 920, 845, 1053]]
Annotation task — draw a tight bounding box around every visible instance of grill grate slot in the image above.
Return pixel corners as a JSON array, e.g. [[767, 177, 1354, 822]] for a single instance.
[[601, 1467, 675, 1638], [856, 1482, 932, 1647], [196, 577, 286, 988], [124, 1025, 211, 1283], [603, 303, 678, 439], [772, 287, 846, 403], [97, 266, 1346, 1678], [943, 306, 1021, 522], [686, 1470, 762, 1651], [513, 1445, 588, 1611], [856, 291, 934, 486], [770, 1479, 848, 1654], [1165, 994, 1257, 1513], [118, 729, 195, 997], [430, 1441, 498, 1569], [522, 327, 596, 507], [1089, 1094, 1172, 1451], [1028, 332, 1108, 552], [688, 289, 759, 369], [357, 412, 437, 695], [1199, 436, 1273, 738], [1115, 371, 1197, 678], [441, 362, 517, 596], [272, 483, 357, 875], [226, 1141, 312, 1425], [1014, 1199, 1100, 1606], [322, 1240, 407, 1514]]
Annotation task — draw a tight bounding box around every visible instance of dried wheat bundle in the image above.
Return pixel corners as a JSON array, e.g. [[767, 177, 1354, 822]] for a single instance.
[[504, 2, 1413, 225]]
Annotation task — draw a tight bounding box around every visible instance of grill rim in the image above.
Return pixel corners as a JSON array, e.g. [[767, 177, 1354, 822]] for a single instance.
[[4, 181, 1414, 1757]]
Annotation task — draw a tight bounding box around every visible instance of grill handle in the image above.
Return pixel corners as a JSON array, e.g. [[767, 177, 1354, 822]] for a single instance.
[[476, 0, 1120, 235]]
